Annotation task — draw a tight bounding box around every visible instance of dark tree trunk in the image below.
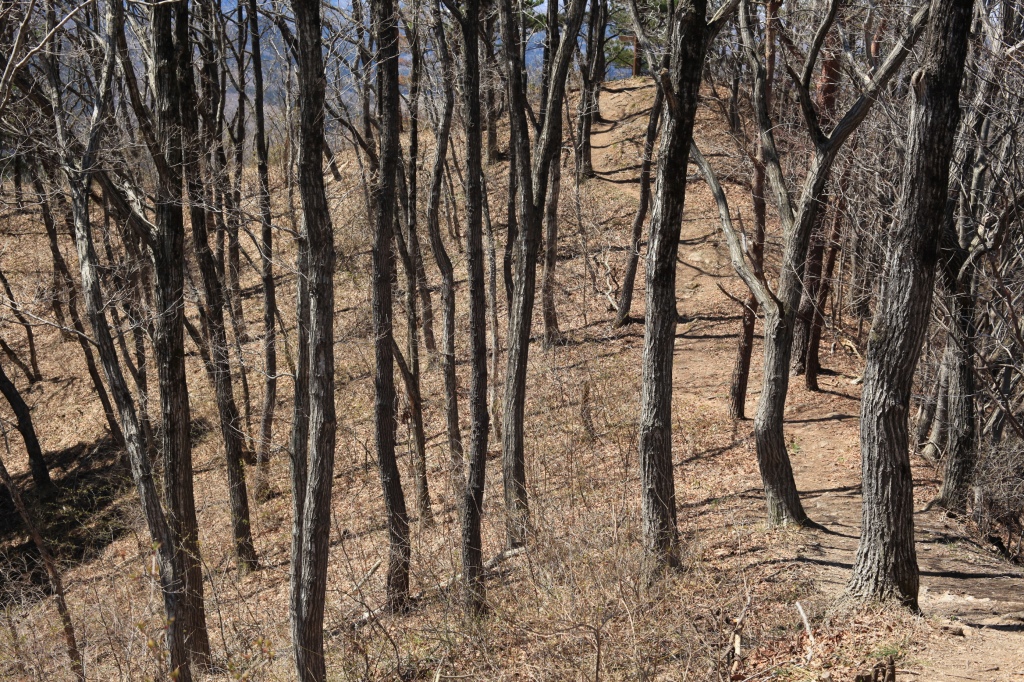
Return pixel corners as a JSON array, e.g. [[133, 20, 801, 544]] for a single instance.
[[153, 2, 210, 662], [0, 360, 53, 492], [289, 0, 338, 676], [575, 0, 606, 179], [848, 0, 973, 609], [180, 0, 258, 573], [540, 8, 563, 349], [637, 0, 708, 571], [0, 453, 82, 680], [425, 3, 463, 482], [371, 0, 411, 613], [456, 0, 492, 614], [805, 208, 843, 390], [0, 268, 41, 383], [612, 87, 663, 329], [249, 0, 277, 500], [497, 0, 586, 550]]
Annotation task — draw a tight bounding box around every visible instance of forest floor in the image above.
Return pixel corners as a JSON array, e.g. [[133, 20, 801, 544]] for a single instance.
[[590, 79, 1024, 680], [0, 76, 1022, 680]]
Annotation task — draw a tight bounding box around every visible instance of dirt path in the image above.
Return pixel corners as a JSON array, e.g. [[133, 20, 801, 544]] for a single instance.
[[591, 78, 1024, 680]]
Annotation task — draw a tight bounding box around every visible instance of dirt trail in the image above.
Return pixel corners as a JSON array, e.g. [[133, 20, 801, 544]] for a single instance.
[[591, 79, 1024, 681]]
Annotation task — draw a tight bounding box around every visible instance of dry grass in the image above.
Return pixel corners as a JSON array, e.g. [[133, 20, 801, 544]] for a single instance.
[[0, 78, 994, 681]]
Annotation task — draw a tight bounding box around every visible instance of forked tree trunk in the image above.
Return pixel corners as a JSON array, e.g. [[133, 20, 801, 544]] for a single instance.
[[370, 0, 411, 613], [637, 0, 708, 571], [727, 0, 775, 418], [541, 121, 563, 347], [497, 0, 586, 550], [425, 3, 463, 482], [849, 0, 973, 609], [290, 0, 339, 676]]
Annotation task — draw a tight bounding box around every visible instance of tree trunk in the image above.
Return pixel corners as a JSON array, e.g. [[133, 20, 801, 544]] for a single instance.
[[425, 3, 463, 482], [290, 0, 338, 676], [541, 130, 563, 347], [370, 0, 411, 614], [0, 452, 82, 681], [497, 0, 586, 550], [935, 270, 977, 510], [613, 87, 663, 329], [153, 3, 210, 662], [457, 0, 492, 614], [637, 0, 708, 571], [848, 0, 973, 609], [179, 2, 258, 571], [249, 0, 277, 500], [0, 360, 52, 492]]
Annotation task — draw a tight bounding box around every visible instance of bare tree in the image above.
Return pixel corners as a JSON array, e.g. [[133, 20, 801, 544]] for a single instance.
[[848, 0, 973, 609]]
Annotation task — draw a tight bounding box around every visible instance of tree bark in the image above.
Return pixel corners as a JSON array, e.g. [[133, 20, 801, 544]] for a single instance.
[[425, 3, 463, 482], [289, 0, 338, 676], [848, 0, 973, 609], [249, 0, 277, 500], [613, 86, 662, 329], [153, 2, 211, 661], [497, 0, 586, 550], [371, 0, 411, 613], [637, 0, 708, 571], [456, 0, 492, 614]]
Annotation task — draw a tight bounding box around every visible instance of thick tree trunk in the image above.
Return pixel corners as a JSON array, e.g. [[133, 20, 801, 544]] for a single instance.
[[848, 0, 973, 609], [371, 0, 411, 613], [613, 87, 663, 329], [457, 0, 491, 613], [0, 361, 52, 492], [290, 0, 338, 677], [637, 0, 708, 571], [68, 170, 195, 681], [154, 3, 210, 662]]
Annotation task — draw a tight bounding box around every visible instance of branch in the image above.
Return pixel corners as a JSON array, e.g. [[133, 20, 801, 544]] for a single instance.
[[691, 142, 776, 312]]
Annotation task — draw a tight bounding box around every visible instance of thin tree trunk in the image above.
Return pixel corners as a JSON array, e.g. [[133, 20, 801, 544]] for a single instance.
[[0, 268, 41, 383], [249, 0, 277, 500], [180, 0, 258, 573], [371, 0, 411, 614], [497, 0, 586, 550], [425, 3, 463, 482], [848, 0, 973, 609], [612, 87, 662, 329], [541, 124, 563, 347]]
